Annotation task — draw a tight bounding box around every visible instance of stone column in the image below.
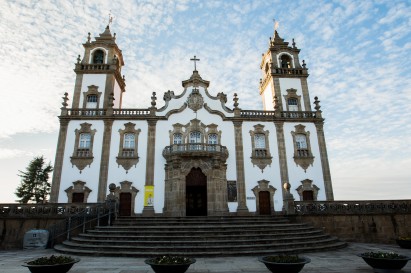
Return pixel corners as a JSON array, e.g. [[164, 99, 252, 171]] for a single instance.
[[142, 119, 157, 216], [315, 122, 334, 200], [50, 119, 69, 203], [274, 121, 290, 201], [97, 119, 114, 202], [300, 78, 312, 111], [233, 120, 249, 214]]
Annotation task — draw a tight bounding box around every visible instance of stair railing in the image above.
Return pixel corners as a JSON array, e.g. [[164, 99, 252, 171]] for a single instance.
[[47, 200, 117, 247]]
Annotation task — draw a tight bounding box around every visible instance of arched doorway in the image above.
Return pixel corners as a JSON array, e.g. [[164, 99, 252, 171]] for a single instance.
[[186, 167, 207, 216], [258, 191, 271, 215], [119, 192, 132, 216]]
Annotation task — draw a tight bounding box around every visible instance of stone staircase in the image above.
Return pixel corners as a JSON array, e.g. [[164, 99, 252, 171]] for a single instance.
[[54, 216, 346, 257]]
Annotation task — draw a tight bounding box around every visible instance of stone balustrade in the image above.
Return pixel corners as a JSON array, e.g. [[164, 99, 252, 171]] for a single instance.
[[0, 203, 108, 218], [294, 200, 411, 215]]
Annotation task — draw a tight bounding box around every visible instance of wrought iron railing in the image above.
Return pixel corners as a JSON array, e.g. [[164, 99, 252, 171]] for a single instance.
[[47, 201, 117, 247], [294, 200, 411, 215]]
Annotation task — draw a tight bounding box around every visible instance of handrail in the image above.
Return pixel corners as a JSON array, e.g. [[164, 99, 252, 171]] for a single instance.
[[47, 201, 117, 247]]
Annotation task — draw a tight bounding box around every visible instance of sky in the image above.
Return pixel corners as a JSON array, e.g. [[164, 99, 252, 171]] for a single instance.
[[0, 0, 410, 203]]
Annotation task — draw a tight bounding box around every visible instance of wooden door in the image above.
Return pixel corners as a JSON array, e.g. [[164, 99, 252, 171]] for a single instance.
[[186, 167, 207, 216], [119, 192, 132, 216], [259, 191, 271, 215], [303, 190, 314, 201]]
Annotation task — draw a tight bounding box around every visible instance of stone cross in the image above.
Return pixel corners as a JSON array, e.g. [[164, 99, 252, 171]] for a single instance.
[[190, 55, 200, 71]]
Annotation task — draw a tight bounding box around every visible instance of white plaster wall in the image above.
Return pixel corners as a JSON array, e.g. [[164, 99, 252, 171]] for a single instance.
[[107, 120, 148, 213], [263, 82, 274, 111], [283, 122, 326, 200], [278, 78, 305, 110], [58, 120, 105, 202], [242, 122, 283, 212], [79, 74, 107, 108]]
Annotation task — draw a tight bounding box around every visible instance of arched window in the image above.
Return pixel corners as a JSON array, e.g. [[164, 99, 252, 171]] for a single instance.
[[280, 55, 291, 68], [288, 98, 298, 111], [93, 49, 104, 64]]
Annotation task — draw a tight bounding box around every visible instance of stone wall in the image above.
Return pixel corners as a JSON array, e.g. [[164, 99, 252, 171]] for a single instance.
[[0, 218, 62, 249], [292, 214, 411, 244]]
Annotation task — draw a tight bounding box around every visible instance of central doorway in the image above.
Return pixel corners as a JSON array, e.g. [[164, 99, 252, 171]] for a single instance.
[[259, 191, 271, 215], [186, 167, 207, 216]]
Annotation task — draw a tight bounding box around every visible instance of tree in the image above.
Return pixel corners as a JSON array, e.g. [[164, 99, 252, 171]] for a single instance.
[[15, 156, 53, 204]]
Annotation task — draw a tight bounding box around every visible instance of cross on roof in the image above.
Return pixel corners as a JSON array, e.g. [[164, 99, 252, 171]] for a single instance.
[[190, 55, 200, 71]]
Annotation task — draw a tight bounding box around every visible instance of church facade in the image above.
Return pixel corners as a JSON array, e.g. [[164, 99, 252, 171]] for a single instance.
[[50, 25, 334, 216]]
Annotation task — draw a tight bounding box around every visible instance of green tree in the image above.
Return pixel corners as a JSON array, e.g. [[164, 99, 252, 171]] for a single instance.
[[15, 156, 53, 204]]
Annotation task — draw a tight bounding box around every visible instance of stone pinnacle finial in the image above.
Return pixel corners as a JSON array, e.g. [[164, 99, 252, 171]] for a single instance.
[[77, 55, 81, 64], [233, 93, 239, 109], [87, 32, 91, 43], [109, 93, 115, 108], [151, 92, 157, 107], [62, 92, 69, 108], [314, 96, 321, 111]]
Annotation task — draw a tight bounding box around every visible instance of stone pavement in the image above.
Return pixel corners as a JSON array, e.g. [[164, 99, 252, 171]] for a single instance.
[[0, 243, 410, 273]]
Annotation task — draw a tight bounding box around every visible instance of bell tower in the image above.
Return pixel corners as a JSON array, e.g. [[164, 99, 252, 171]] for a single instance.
[[259, 27, 311, 112], [72, 25, 126, 110]]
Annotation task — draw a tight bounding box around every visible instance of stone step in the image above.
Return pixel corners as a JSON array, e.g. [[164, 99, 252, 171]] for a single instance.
[[70, 233, 331, 246], [55, 238, 346, 257], [78, 229, 324, 241], [54, 216, 347, 257]]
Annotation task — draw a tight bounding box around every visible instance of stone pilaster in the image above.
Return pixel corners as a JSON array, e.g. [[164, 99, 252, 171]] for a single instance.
[[233, 120, 249, 214], [315, 122, 334, 200], [300, 78, 312, 111], [273, 78, 283, 111], [142, 119, 157, 216], [71, 74, 83, 108], [50, 119, 69, 203], [274, 121, 290, 201], [97, 119, 114, 202]]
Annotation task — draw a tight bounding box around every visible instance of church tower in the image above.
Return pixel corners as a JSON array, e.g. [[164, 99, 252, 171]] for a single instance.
[[72, 26, 126, 110], [259, 29, 311, 112]]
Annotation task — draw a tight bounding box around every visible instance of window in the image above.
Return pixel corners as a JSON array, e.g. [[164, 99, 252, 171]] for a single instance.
[[82, 85, 102, 110], [173, 133, 182, 144], [122, 133, 135, 157], [190, 131, 202, 150], [208, 134, 217, 144], [71, 123, 96, 172], [86, 95, 98, 109], [288, 98, 298, 111], [295, 134, 308, 157], [116, 123, 141, 172], [93, 49, 104, 64], [291, 125, 314, 172], [190, 131, 201, 143], [283, 88, 301, 112], [249, 124, 272, 171]]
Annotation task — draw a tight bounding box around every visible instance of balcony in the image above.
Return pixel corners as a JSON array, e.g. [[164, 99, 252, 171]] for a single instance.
[[163, 144, 228, 160]]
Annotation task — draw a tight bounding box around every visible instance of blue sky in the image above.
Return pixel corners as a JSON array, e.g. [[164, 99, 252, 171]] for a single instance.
[[0, 0, 410, 203]]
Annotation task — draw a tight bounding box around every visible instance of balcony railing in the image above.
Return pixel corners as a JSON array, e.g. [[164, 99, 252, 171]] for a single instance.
[[78, 64, 110, 71], [240, 110, 318, 119], [163, 144, 228, 157]]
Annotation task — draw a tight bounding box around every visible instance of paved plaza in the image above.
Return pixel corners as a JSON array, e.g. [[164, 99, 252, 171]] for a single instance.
[[0, 243, 410, 273]]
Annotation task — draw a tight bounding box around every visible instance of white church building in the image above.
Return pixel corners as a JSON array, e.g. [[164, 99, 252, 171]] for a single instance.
[[50, 25, 334, 216]]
